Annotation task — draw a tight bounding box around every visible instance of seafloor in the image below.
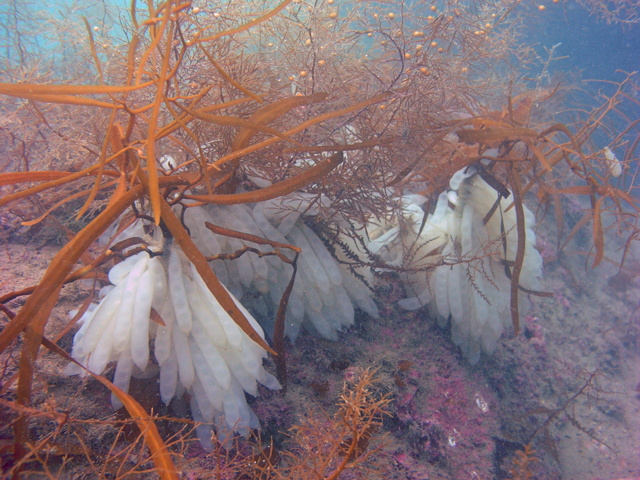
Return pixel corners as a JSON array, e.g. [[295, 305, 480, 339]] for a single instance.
[[1, 207, 639, 479]]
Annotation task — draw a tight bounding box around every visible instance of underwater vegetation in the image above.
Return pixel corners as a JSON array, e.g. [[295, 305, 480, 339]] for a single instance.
[[0, 0, 639, 478]]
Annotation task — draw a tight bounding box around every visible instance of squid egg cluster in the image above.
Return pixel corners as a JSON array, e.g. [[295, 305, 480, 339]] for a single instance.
[[65, 231, 280, 448]]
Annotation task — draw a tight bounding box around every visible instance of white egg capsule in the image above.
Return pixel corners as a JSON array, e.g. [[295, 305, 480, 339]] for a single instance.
[[603, 147, 622, 177]]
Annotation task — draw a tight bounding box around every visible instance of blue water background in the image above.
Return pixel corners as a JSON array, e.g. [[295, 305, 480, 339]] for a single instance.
[[14, 0, 640, 79], [524, 3, 640, 79]]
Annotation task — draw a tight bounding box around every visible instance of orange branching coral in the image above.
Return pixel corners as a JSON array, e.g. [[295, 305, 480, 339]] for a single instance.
[[508, 444, 538, 480], [245, 368, 391, 480]]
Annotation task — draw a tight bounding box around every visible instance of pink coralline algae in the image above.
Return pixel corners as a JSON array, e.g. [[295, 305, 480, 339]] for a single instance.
[[525, 315, 547, 353], [554, 291, 571, 309], [393, 361, 499, 478]]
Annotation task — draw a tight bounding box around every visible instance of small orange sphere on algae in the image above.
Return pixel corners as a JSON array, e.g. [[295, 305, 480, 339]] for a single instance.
[[379, 104, 386, 110], [405, 52, 411, 59], [288, 76, 295, 81], [430, 5, 438, 11], [431, 41, 438, 47], [538, 4, 546, 10], [420, 67, 430, 75], [299, 70, 308, 77], [388, 12, 395, 19], [329, 11, 338, 19]]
